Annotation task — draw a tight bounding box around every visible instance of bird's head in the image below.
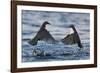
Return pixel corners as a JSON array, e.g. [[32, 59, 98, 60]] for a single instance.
[[69, 24, 75, 28], [42, 21, 51, 28], [68, 24, 75, 34]]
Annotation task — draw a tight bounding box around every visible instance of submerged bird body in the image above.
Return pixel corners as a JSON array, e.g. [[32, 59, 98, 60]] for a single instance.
[[61, 25, 83, 48], [29, 21, 56, 45]]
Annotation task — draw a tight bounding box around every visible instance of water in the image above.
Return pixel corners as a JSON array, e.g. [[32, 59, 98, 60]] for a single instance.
[[22, 10, 90, 62]]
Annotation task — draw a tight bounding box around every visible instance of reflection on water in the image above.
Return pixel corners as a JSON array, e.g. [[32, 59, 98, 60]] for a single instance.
[[22, 10, 90, 62]]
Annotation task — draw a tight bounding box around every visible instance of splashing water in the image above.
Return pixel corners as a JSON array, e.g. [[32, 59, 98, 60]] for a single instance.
[[22, 10, 90, 62]]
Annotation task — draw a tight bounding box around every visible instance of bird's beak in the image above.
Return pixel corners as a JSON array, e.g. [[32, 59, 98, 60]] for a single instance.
[[48, 23, 51, 25], [69, 25, 72, 28]]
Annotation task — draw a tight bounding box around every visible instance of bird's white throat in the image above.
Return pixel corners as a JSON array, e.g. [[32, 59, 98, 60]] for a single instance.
[[45, 25, 52, 30], [69, 28, 74, 34]]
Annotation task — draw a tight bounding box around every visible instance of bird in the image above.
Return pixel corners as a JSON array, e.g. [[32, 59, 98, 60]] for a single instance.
[[28, 21, 56, 46], [61, 25, 83, 49]]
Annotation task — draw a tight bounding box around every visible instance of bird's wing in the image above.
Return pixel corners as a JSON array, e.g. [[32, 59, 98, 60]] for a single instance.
[[28, 35, 38, 46], [40, 29, 55, 41], [61, 33, 83, 48], [29, 28, 56, 46], [61, 33, 77, 45]]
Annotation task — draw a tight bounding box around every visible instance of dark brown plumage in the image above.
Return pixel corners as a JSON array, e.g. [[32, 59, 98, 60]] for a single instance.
[[61, 25, 83, 48], [29, 21, 56, 45]]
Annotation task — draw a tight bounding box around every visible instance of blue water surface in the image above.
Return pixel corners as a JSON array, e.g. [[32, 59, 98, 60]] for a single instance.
[[22, 10, 90, 62]]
